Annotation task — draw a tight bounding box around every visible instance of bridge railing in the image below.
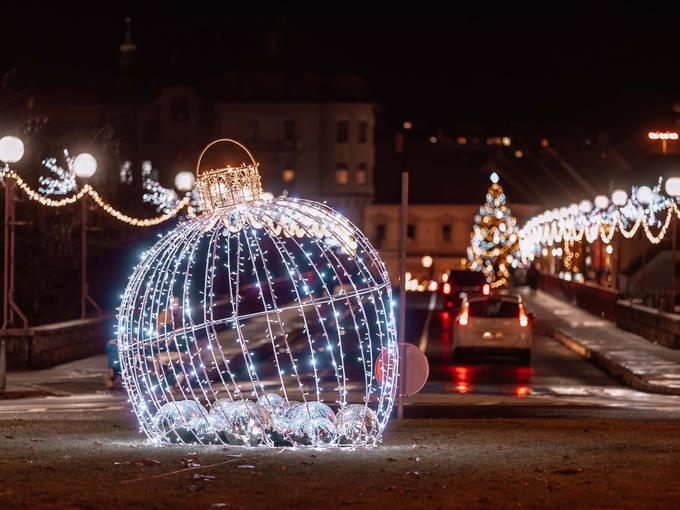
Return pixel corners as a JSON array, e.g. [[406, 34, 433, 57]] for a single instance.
[[539, 273, 619, 321]]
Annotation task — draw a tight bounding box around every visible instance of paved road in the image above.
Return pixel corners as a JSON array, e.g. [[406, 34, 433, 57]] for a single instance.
[[403, 291, 680, 420]]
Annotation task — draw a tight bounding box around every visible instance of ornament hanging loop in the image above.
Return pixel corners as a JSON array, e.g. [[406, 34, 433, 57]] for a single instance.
[[196, 138, 258, 178], [194, 138, 264, 212]]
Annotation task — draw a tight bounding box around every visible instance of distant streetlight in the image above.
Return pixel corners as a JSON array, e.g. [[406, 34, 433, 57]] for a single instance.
[[174, 171, 195, 192], [421, 255, 433, 268], [611, 189, 628, 206], [594, 195, 609, 209], [636, 186, 653, 205], [665, 177, 680, 197], [73, 153, 97, 178], [579, 199, 593, 213], [0, 136, 24, 163], [402, 121, 413, 130], [648, 131, 679, 154]]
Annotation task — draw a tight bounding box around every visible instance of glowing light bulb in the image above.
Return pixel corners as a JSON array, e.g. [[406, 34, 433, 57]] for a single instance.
[[0, 136, 24, 163], [73, 153, 97, 178]]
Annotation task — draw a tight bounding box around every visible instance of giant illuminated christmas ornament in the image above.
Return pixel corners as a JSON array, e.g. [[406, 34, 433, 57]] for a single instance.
[[117, 139, 398, 447], [467, 172, 521, 287]]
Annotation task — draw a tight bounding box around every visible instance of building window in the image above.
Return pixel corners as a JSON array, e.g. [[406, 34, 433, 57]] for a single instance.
[[336, 120, 349, 143], [442, 224, 452, 242], [356, 163, 367, 185], [376, 224, 386, 247], [358, 121, 368, 143], [407, 224, 416, 240], [282, 165, 295, 183], [170, 97, 190, 123], [335, 163, 349, 185], [283, 119, 296, 144]]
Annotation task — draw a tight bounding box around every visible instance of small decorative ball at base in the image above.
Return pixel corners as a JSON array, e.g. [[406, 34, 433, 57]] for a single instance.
[[290, 417, 338, 445], [286, 401, 336, 424], [257, 392, 290, 417], [270, 415, 294, 446], [154, 400, 207, 444], [336, 404, 379, 444], [210, 399, 272, 445]]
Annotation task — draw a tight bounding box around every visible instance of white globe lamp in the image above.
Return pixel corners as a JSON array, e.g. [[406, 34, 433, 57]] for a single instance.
[[665, 177, 680, 197], [0, 136, 24, 164], [174, 171, 196, 192], [636, 186, 653, 205], [594, 195, 609, 209], [611, 189, 628, 207], [73, 153, 97, 178]]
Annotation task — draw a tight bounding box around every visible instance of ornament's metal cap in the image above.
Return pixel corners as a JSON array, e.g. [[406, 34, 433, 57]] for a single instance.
[[195, 139, 263, 212]]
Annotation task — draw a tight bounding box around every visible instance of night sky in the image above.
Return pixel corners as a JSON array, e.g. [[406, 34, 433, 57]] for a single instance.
[[2, 7, 680, 138]]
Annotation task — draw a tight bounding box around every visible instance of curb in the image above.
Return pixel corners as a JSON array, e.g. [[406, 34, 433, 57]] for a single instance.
[[552, 329, 680, 396], [0, 388, 55, 400]]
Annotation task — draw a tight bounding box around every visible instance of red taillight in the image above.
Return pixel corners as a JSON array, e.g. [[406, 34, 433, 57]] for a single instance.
[[482, 283, 490, 296], [442, 282, 452, 295], [519, 304, 529, 327], [515, 385, 530, 397], [457, 302, 469, 326], [455, 382, 470, 394]]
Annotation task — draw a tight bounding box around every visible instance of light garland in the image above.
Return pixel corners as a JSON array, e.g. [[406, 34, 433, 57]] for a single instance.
[[1, 166, 191, 227], [519, 177, 680, 261], [117, 139, 398, 448]]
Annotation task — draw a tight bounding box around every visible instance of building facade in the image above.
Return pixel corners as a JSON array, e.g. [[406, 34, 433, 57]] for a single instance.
[[29, 86, 375, 226], [365, 203, 539, 283]]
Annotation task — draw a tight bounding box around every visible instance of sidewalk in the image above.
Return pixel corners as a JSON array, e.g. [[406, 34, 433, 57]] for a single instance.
[[1, 354, 111, 399], [524, 290, 680, 395]]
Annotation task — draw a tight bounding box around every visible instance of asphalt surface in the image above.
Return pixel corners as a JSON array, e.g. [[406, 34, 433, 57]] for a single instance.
[[2, 416, 680, 509]]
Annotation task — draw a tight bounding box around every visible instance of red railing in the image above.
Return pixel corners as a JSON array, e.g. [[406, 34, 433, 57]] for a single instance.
[[539, 273, 619, 321]]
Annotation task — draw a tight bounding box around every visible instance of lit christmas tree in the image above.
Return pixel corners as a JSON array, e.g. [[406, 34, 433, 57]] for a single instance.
[[467, 172, 521, 287]]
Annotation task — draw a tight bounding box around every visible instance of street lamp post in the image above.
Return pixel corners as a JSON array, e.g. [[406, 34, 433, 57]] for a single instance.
[[0, 136, 26, 391], [73, 153, 101, 319], [665, 178, 680, 311], [610, 189, 627, 290], [398, 171, 409, 420]]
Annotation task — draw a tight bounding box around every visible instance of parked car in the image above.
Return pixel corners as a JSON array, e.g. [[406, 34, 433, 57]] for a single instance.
[[440, 269, 490, 310], [453, 292, 533, 365]]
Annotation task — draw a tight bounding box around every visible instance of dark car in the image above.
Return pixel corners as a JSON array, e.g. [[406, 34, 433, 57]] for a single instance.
[[440, 269, 490, 310]]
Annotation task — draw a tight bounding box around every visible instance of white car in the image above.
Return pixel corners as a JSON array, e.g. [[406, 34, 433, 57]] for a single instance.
[[453, 293, 533, 365]]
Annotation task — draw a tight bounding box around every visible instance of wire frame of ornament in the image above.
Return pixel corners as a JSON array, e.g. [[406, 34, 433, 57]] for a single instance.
[[117, 139, 398, 448]]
